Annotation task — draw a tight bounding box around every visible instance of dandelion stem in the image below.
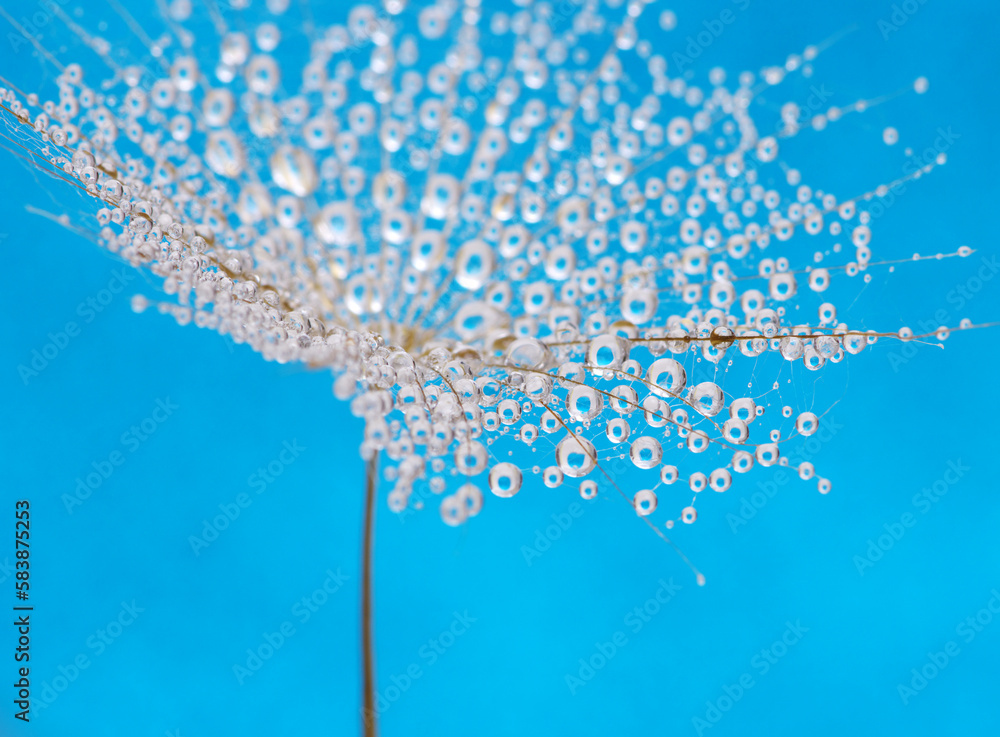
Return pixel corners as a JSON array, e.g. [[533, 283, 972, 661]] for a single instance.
[[361, 451, 378, 737]]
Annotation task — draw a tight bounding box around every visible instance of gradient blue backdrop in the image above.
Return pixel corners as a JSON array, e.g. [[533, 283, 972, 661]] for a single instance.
[[2, 1, 999, 735]]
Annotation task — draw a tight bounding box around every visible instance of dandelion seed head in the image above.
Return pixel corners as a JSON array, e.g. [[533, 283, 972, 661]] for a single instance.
[[0, 1, 975, 576]]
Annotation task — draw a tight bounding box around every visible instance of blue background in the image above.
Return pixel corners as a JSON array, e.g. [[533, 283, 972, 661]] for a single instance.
[[2, 1, 999, 735]]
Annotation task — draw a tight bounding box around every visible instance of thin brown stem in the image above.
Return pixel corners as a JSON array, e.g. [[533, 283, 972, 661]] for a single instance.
[[361, 452, 379, 737]]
